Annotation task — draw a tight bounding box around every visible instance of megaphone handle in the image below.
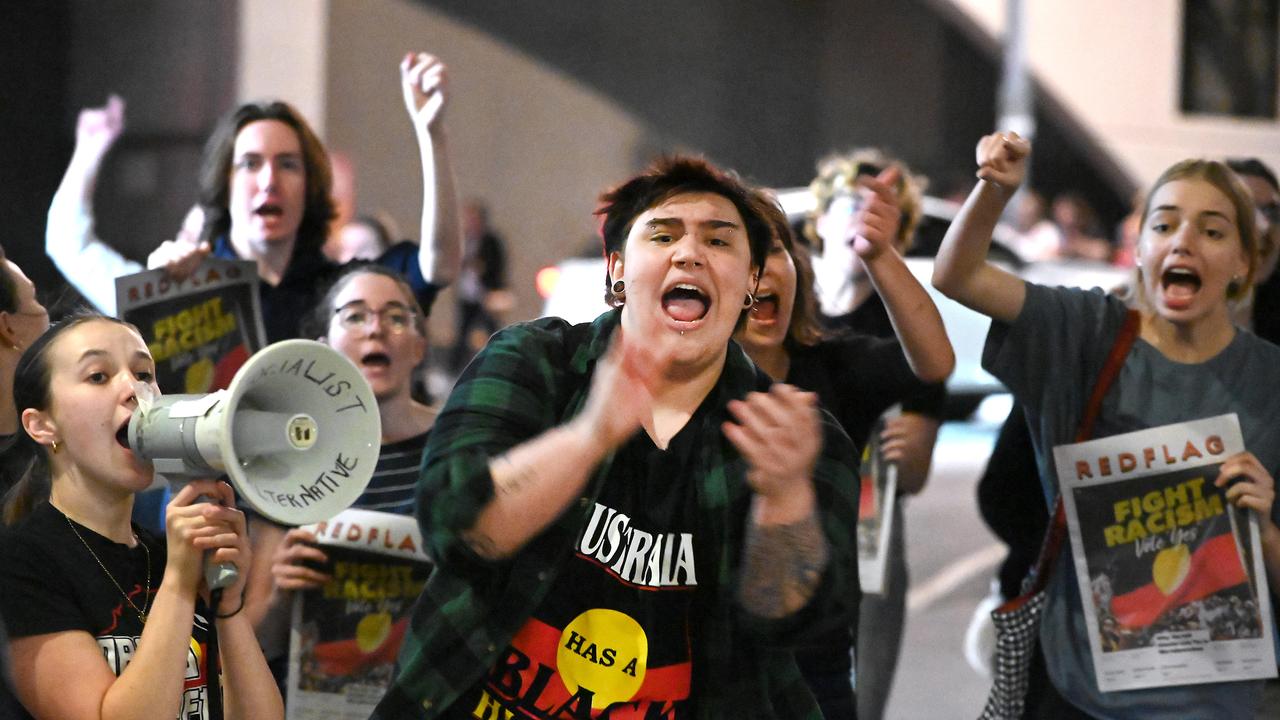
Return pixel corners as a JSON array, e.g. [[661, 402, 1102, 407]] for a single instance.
[[162, 478, 241, 591], [195, 493, 239, 591]]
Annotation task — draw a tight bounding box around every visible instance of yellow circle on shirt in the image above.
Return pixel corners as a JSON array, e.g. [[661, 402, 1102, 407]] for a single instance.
[[556, 609, 647, 709]]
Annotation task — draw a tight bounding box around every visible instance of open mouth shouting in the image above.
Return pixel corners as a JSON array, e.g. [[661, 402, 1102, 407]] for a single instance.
[[751, 293, 780, 323], [115, 417, 132, 450], [1160, 266, 1201, 311], [255, 202, 285, 222], [359, 351, 392, 374], [662, 283, 710, 326]]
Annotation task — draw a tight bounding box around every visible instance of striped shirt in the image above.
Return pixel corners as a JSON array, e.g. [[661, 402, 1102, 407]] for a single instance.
[[353, 431, 431, 516]]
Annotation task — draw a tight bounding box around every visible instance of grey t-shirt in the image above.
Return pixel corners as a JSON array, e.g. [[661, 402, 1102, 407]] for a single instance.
[[984, 282, 1280, 719]]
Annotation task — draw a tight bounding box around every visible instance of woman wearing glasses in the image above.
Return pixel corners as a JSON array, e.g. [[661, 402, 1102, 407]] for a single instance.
[[241, 264, 436, 689]]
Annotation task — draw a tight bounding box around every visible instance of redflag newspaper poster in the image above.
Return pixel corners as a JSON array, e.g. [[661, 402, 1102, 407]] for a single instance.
[[115, 259, 266, 394], [1054, 414, 1276, 692], [286, 508, 433, 720], [858, 406, 899, 595]]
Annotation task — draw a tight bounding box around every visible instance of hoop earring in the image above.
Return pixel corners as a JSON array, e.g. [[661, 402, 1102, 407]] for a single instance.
[[743, 293, 755, 309], [611, 279, 625, 295]]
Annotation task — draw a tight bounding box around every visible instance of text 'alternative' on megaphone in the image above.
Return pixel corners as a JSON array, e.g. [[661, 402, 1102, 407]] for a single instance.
[[127, 338, 382, 526]]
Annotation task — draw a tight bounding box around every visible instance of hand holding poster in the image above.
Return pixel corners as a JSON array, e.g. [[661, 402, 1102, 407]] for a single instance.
[[858, 406, 899, 595], [115, 259, 266, 394], [286, 508, 433, 720], [1054, 414, 1276, 692]]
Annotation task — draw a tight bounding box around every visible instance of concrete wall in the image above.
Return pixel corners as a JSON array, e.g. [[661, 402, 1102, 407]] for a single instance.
[[324, 0, 655, 344], [944, 0, 1280, 188], [238, 0, 329, 134]]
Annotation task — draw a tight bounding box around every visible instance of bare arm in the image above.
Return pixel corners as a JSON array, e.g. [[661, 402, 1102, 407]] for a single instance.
[[931, 133, 1030, 324], [46, 95, 141, 315], [465, 422, 612, 559], [217, 612, 284, 720], [193, 482, 283, 720], [864, 252, 954, 382], [401, 52, 462, 286], [241, 518, 286, 633], [8, 481, 268, 720], [240, 516, 333, 679], [724, 384, 829, 618], [10, 591, 196, 720], [855, 168, 955, 383], [464, 330, 663, 559]]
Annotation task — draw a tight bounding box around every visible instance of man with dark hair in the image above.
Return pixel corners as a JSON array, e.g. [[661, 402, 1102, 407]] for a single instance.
[[374, 155, 860, 719]]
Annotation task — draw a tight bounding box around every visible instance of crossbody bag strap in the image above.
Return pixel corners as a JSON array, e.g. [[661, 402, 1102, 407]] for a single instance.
[[1026, 309, 1141, 596]]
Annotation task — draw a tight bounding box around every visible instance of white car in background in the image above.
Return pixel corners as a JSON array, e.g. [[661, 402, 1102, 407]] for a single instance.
[[537, 189, 1128, 418]]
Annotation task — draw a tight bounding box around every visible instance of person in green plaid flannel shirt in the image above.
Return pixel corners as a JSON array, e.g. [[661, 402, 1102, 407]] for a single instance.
[[373, 157, 864, 719]]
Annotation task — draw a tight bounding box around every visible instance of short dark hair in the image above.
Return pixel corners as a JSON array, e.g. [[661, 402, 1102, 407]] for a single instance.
[[198, 101, 335, 258], [1227, 158, 1280, 193], [594, 155, 771, 306]]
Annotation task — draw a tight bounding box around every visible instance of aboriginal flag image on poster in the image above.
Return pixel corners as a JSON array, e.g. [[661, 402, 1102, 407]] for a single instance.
[[286, 509, 432, 720], [115, 258, 265, 394], [858, 406, 899, 595], [1055, 414, 1276, 692]]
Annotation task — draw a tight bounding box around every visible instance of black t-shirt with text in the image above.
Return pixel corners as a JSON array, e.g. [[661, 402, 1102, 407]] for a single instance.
[[0, 501, 219, 720], [446, 405, 714, 719]]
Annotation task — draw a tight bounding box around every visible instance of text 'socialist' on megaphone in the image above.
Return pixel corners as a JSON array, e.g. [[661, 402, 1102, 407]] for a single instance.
[[128, 338, 382, 543]]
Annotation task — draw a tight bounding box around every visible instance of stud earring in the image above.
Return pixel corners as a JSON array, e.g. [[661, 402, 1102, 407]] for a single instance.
[[1227, 275, 1243, 298], [51, 440, 61, 454]]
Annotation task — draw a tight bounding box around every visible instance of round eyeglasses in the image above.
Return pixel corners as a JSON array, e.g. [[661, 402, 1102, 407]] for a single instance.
[[333, 303, 418, 334]]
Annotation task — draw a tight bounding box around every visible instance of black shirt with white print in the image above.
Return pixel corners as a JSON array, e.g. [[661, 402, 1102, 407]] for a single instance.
[[0, 501, 219, 720], [448, 403, 713, 719]]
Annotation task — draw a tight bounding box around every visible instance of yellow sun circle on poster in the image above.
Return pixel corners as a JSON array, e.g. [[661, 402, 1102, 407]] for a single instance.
[[184, 357, 215, 393], [356, 611, 393, 653], [1152, 544, 1191, 595], [556, 609, 647, 709]]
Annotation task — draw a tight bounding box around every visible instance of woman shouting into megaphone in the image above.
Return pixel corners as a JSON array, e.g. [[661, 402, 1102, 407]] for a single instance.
[[0, 313, 283, 720]]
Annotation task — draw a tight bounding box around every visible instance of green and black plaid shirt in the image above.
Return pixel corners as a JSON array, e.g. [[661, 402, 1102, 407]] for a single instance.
[[373, 309, 860, 719]]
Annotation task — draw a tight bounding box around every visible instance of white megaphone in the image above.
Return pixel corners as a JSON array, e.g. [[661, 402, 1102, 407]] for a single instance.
[[127, 339, 382, 589]]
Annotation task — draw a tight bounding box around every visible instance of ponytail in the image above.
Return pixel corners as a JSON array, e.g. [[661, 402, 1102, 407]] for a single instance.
[[1, 440, 47, 525]]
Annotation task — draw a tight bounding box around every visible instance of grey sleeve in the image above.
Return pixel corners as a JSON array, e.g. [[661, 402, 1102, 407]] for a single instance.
[[982, 283, 1128, 426]]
